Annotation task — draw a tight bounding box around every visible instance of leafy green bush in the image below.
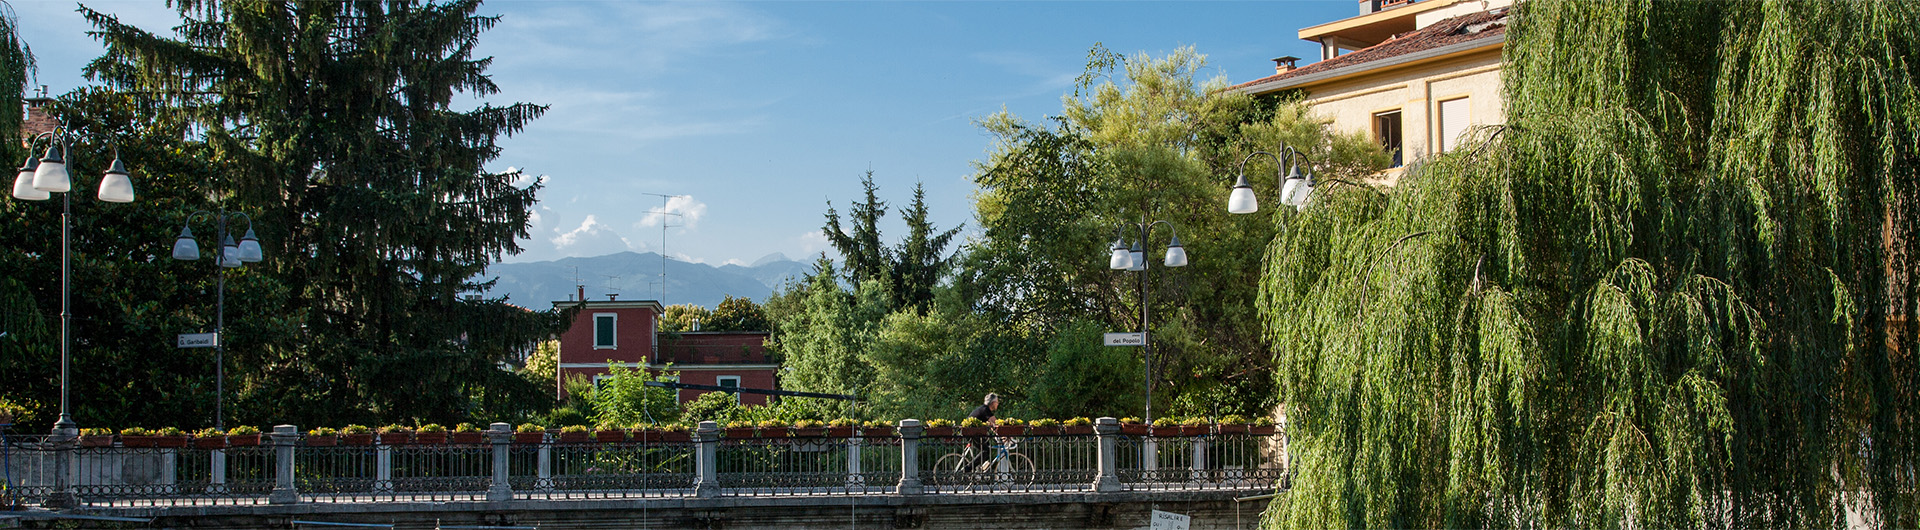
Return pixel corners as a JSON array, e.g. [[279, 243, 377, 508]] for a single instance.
[[588, 362, 682, 428]]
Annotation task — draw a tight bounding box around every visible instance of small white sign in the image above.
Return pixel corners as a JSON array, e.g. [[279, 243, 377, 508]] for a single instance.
[[1149, 510, 1190, 530], [1103, 332, 1145, 346], [177, 333, 219, 348]]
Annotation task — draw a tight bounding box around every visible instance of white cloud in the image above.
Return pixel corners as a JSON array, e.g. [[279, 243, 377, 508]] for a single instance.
[[551, 215, 642, 256], [796, 230, 830, 255], [638, 195, 708, 230], [672, 252, 705, 265], [723, 258, 749, 267]]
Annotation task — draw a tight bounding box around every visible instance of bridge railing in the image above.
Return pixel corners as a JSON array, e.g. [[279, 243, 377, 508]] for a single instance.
[[0, 418, 1285, 508]]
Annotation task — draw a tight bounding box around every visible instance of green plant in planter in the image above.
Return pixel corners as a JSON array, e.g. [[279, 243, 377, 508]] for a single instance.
[[662, 423, 690, 432], [828, 418, 857, 428], [863, 420, 892, 430], [999, 418, 1026, 427], [1150, 417, 1178, 428], [340, 424, 372, 435], [377, 424, 410, 434], [307, 427, 338, 437], [1219, 414, 1250, 425], [119, 427, 152, 436], [1181, 417, 1208, 426], [793, 419, 825, 429], [453, 423, 479, 433], [1063, 417, 1091, 427], [515, 423, 544, 433], [559, 424, 589, 434], [80, 427, 112, 436], [194, 427, 223, 438], [227, 425, 261, 436], [418, 423, 447, 433], [925, 418, 954, 429], [1252, 417, 1275, 427], [1029, 418, 1060, 428], [726, 420, 755, 429], [1119, 417, 1143, 425], [756, 419, 787, 429], [959, 417, 986, 428], [156, 426, 184, 437]]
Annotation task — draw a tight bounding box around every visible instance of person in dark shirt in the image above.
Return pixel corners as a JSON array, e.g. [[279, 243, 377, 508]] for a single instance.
[[962, 393, 1001, 472]]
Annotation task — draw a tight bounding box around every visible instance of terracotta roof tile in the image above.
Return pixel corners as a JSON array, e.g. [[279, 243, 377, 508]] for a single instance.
[[1233, 9, 1507, 92]]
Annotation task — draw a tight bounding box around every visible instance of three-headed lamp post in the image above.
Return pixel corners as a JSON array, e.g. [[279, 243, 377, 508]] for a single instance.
[[1227, 146, 1318, 214], [171, 206, 264, 431], [1106, 219, 1188, 425], [10, 124, 137, 508]]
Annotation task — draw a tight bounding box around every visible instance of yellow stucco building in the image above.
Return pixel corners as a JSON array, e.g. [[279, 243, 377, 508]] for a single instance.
[[1232, 0, 1512, 180]]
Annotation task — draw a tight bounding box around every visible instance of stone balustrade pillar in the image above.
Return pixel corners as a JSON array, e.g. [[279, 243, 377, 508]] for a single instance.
[[42, 424, 79, 508], [895, 419, 923, 495], [693, 421, 720, 498], [487, 422, 512, 501], [268, 424, 299, 504], [1092, 417, 1122, 492]]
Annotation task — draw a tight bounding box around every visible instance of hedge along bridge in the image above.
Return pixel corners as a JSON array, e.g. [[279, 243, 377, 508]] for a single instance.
[[1, 418, 1288, 529]]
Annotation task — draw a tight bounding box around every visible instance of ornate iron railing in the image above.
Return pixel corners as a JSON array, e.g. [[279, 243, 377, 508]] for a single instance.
[[0, 419, 1285, 508]]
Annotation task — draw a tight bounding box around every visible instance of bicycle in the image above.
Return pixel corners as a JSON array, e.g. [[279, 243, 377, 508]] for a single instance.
[[934, 437, 1034, 485]]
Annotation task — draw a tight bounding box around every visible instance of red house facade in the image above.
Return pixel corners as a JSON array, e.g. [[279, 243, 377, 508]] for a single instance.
[[553, 297, 779, 405]]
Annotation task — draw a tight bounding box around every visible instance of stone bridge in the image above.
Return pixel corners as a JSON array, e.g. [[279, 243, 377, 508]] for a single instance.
[[0, 418, 1288, 529]]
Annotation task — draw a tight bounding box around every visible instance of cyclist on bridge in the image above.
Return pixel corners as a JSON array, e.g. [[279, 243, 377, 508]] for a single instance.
[[963, 393, 1001, 472]]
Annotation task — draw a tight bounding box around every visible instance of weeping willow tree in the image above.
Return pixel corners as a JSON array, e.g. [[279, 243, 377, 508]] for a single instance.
[[1260, 1, 1918, 528]]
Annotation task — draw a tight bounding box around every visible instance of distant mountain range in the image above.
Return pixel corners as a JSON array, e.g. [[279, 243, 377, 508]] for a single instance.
[[478, 252, 813, 309]]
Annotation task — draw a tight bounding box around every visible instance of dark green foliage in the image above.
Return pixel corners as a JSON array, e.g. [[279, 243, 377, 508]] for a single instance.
[[1260, 1, 1920, 528], [15, 0, 567, 427], [705, 295, 769, 332]]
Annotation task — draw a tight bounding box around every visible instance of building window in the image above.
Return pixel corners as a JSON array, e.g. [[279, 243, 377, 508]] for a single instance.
[[1438, 97, 1470, 154], [594, 313, 617, 349], [592, 374, 611, 390], [1375, 110, 1404, 167], [717, 376, 741, 404]]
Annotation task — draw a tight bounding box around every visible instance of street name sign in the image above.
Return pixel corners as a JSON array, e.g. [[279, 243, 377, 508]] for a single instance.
[[1103, 332, 1145, 346], [1149, 510, 1190, 530], [177, 333, 218, 348]]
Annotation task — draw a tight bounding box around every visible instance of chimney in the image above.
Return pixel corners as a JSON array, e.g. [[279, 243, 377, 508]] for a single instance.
[[577, 285, 585, 302], [608, 293, 618, 301], [1273, 56, 1301, 74], [24, 89, 56, 137]]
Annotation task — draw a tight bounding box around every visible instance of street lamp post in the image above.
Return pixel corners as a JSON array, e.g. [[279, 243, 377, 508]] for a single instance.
[[1227, 147, 1317, 214], [10, 125, 138, 508], [172, 210, 263, 431], [1106, 219, 1188, 425]]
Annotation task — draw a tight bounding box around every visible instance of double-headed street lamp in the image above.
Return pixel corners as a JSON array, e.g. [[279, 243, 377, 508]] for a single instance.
[[1106, 219, 1188, 425], [172, 206, 265, 431], [11, 124, 137, 509]]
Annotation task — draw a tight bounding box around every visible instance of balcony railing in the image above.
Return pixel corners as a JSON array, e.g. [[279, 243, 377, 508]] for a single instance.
[[0, 418, 1286, 508]]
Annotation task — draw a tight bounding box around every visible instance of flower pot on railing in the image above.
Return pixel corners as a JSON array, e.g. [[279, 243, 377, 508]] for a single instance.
[[1249, 425, 1277, 436], [79, 435, 115, 448], [861, 426, 894, 438], [1027, 425, 1063, 436], [194, 436, 228, 449], [724, 427, 757, 438], [377, 432, 412, 445], [556, 431, 591, 443], [635, 429, 689, 443], [342, 433, 375, 445], [305, 435, 338, 447], [924, 427, 955, 437], [1119, 423, 1150, 436], [513, 432, 546, 444], [958, 426, 991, 437], [1150, 426, 1183, 437], [450, 432, 486, 444], [120, 436, 159, 448], [993, 425, 1027, 437], [594, 430, 627, 443], [414, 432, 448, 444], [791, 427, 826, 437], [826, 426, 856, 438], [155, 436, 189, 449], [228, 434, 263, 447], [1216, 423, 1248, 435], [1062, 425, 1093, 436], [757, 427, 790, 438]]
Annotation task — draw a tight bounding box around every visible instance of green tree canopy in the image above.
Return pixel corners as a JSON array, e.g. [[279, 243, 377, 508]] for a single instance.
[[1260, 1, 1920, 528]]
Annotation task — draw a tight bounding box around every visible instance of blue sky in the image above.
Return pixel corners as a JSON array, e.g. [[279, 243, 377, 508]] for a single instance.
[[18, 0, 1352, 277]]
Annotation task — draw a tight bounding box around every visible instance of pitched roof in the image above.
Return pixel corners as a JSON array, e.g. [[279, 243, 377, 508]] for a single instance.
[[1232, 8, 1508, 93]]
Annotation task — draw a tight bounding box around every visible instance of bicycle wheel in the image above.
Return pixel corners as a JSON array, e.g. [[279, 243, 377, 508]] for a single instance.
[[998, 453, 1036, 486], [934, 453, 967, 484]]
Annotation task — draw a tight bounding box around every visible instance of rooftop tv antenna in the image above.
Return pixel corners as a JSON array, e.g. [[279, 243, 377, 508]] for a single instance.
[[569, 265, 585, 301], [603, 274, 621, 301], [642, 193, 687, 305]]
